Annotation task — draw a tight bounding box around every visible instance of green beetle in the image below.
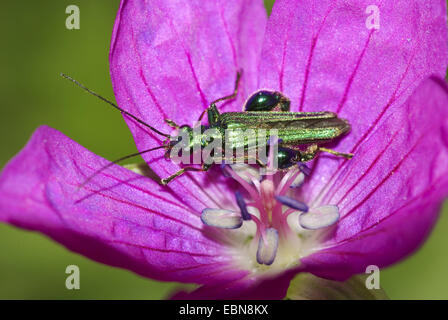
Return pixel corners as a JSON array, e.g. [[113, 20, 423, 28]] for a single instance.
[[160, 71, 352, 185], [62, 72, 352, 186]]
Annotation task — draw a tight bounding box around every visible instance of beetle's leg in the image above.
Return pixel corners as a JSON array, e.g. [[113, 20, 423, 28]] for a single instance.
[[288, 144, 353, 162], [165, 119, 179, 129], [319, 147, 353, 159], [296, 144, 319, 162], [197, 109, 207, 122], [256, 158, 267, 167], [197, 70, 243, 123], [210, 70, 242, 105], [221, 149, 266, 167], [160, 164, 211, 185]]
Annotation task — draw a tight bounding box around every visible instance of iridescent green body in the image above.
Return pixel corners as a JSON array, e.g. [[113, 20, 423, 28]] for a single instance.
[[160, 75, 353, 184], [218, 111, 350, 150], [61, 71, 352, 186]]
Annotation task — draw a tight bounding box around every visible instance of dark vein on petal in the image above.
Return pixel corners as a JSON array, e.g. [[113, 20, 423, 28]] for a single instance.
[[76, 187, 204, 232], [329, 130, 399, 205], [138, 69, 169, 120], [130, 23, 169, 120], [122, 111, 163, 144], [339, 135, 422, 222], [191, 272, 252, 296], [158, 163, 217, 209], [155, 155, 221, 208], [168, 266, 250, 291], [218, 4, 243, 113], [129, 107, 216, 208], [193, 266, 249, 282], [163, 261, 231, 273], [349, 46, 418, 153], [298, 37, 316, 111], [279, 37, 288, 93], [185, 50, 209, 108], [299, 7, 333, 111], [185, 171, 224, 208], [220, 6, 238, 70], [322, 176, 444, 250], [236, 3, 247, 104], [113, 217, 221, 249], [114, 6, 248, 211], [336, 30, 375, 113], [164, 14, 209, 110], [78, 162, 200, 215], [112, 240, 216, 257], [313, 44, 418, 206]]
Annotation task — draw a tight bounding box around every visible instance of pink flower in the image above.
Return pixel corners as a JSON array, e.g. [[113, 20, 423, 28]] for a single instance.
[[1, 0, 448, 299]]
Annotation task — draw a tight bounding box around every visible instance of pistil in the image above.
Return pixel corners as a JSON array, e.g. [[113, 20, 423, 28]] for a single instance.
[[201, 141, 340, 267]]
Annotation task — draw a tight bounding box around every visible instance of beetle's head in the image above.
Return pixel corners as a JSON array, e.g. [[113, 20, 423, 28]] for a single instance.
[[244, 90, 290, 112], [276, 147, 300, 169], [163, 125, 194, 159]]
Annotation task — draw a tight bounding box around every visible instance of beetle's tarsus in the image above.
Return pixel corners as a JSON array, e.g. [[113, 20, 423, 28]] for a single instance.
[[165, 119, 179, 129], [210, 70, 242, 105], [160, 165, 210, 186], [319, 147, 353, 159]]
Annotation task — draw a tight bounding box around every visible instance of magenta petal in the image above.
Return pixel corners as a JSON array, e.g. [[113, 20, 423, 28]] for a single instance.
[[109, 0, 267, 202], [260, 0, 448, 198], [301, 77, 448, 280], [111, 0, 267, 121], [0, 126, 248, 285], [171, 268, 300, 300]]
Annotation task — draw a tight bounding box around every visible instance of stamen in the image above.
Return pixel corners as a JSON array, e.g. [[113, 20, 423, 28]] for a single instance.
[[266, 137, 283, 145], [235, 191, 252, 221], [277, 168, 304, 193], [266, 136, 282, 174], [201, 208, 243, 229], [205, 140, 336, 268], [298, 163, 311, 176], [220, 163, 231, 177], [260, 179, 276, 214], [275, 195, 309, 212], [299, 205, 339, 230], [229, 164, 261, 183], [225, 166, 260, 201], [289, 173, 305, 188], [256, 228, 279, 265]]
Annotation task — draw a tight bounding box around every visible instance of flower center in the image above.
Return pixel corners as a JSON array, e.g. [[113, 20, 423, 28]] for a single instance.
[[201, 141, 340, 271]]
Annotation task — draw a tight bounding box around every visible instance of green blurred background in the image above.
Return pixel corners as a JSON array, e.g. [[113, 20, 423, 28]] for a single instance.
[[0, 0, 447, 299]]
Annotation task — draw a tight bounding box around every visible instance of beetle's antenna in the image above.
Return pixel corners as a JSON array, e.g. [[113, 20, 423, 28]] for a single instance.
[[79, 145, 165, 190], [60, 73, 170, 138]]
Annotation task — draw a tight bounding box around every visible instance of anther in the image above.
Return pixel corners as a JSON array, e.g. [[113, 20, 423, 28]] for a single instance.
[[201, 208, 243, 229], [298, 163, 311, 176], [230, 164, 261, 183], [220, 163, 231, 177], [289, 172, 305, 188], [256, 228, 279, 265], [275, 195, 309, 212], [299, 205, 339, 230], [235, 191, 252, 220]]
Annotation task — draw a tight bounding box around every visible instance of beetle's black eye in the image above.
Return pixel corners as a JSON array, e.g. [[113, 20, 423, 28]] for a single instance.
[[245, 91, 280, 111], [276, 148, 299, 169]]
